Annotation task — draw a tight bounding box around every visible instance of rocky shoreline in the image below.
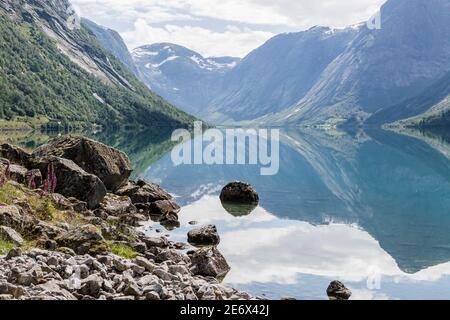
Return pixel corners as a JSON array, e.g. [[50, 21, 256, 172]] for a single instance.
[[0, 135, 250, 300], [0, 135, 352, 301]]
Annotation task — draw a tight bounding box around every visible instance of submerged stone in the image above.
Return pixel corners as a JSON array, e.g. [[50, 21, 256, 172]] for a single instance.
[[220, 182, 259, 205]]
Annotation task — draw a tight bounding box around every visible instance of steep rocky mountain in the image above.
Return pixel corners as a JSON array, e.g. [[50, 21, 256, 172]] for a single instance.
[[132, 43, 240, 117], [204, 26, 358, 122], [258, 0, 450, 126], [0, 0, 195, 128], [82, 18, 139, 78]]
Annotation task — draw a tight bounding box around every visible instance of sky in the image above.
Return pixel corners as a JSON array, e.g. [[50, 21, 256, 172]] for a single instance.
[[70, 0, 386, 58]]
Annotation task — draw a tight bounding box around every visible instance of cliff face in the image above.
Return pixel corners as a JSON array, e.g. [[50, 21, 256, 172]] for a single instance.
[[82, 18, 140, 79], [15, 0, 134, 89], [0, 0, 195, 128]]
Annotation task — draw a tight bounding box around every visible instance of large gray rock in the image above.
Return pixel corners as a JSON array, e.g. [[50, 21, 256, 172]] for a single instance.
[[0, 205, 34, 232], [187, 225, 220, 247], [79, 274, 103, 297], [100, 193, 136, 216], [190, 247, 230, 280], [32, 136, 133, 192], [149, 200, 180, 216], [116, 180, 172, 204], [55, 225, 109, 255], [156, 249, 190, 264], [8, 164, 42, 189], [36, 280, 77, 300], [0, 144, 31, 166], [220, 182, 259, 205], [8, 164, 28, 185], [0, 226, 24, 246], [30, 157, 107, 209], [141, 236, 169, 249]]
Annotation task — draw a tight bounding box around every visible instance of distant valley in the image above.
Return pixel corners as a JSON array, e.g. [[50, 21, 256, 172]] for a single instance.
[[88, 0, 450, 128]]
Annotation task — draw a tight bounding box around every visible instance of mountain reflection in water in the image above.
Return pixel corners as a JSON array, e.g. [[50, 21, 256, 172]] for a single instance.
[[141, 127, 450, 299]]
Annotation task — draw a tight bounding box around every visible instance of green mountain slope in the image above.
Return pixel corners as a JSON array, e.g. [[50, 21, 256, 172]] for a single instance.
[[0, 0, 195, 129]]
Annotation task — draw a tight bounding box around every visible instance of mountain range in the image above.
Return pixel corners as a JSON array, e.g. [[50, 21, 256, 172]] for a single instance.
[[0, 0, 195, 129], [92, 0, 450, 128], [1, 0, 449, 129]]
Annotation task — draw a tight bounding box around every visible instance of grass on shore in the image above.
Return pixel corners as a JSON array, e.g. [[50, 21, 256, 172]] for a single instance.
[[109, 242, 139, 259], [0, 239, 16, 256]]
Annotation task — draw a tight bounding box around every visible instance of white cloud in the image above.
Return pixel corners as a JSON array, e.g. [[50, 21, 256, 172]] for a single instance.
[[71, 0, 387, 57], [122, 19, 275, 57]]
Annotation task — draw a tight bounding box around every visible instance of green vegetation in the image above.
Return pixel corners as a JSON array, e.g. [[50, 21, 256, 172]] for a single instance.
[[0, 183, 25, 204], [109, 242, 139, 259], [0, 9, 195, 129], [0, 182, 60, 222], [0, 239, 15, 255], [29, 196, 58, 221]]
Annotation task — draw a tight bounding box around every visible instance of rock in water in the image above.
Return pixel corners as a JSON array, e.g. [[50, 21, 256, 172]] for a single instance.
[[326, 281, 352, 300], [32, 135, 132, 192], [187, 225, 220, 247], [220, 202, 257, 217], [190, 247, 230, 280], [30, 157, 107, 209], [220, 182, 259, 205], [0, 144, 31, 166], [0, 226, 24, 246]]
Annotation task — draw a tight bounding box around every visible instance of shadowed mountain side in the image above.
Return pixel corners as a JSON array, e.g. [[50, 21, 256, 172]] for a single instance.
[[367, 72, 450, 125]]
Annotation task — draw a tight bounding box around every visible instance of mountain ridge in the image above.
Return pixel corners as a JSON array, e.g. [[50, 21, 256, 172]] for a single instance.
[[0, 0, 195, 128], [132, 43, 240, 118]]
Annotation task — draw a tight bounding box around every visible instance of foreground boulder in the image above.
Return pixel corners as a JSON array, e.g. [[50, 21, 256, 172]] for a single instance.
[[55, 224, 109, 255], [30, 157, 107, 209], [0, 144, 31, 166], [8, 164, 27, 185], [326, 281, 352, 300], [116, 180, 172, 204], [32, 136, 132, 192], [0, 205, 34, 232], [190, 247, 230, 280], [0, 226, 24, 246], [100, 193, 136, 216], [188, 225, 220, 247], [220, 182, 259, 205], [149, 200, 180, 216]]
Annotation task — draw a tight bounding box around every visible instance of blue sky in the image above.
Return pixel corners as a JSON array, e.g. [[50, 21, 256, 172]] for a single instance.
[[71, 0, 386, 58]]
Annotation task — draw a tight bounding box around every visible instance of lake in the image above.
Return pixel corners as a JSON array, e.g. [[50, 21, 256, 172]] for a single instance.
[[4, 126, 450, 300]]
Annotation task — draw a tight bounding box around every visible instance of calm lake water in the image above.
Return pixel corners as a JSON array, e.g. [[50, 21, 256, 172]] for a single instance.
[[4, 126, 450, 300]]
